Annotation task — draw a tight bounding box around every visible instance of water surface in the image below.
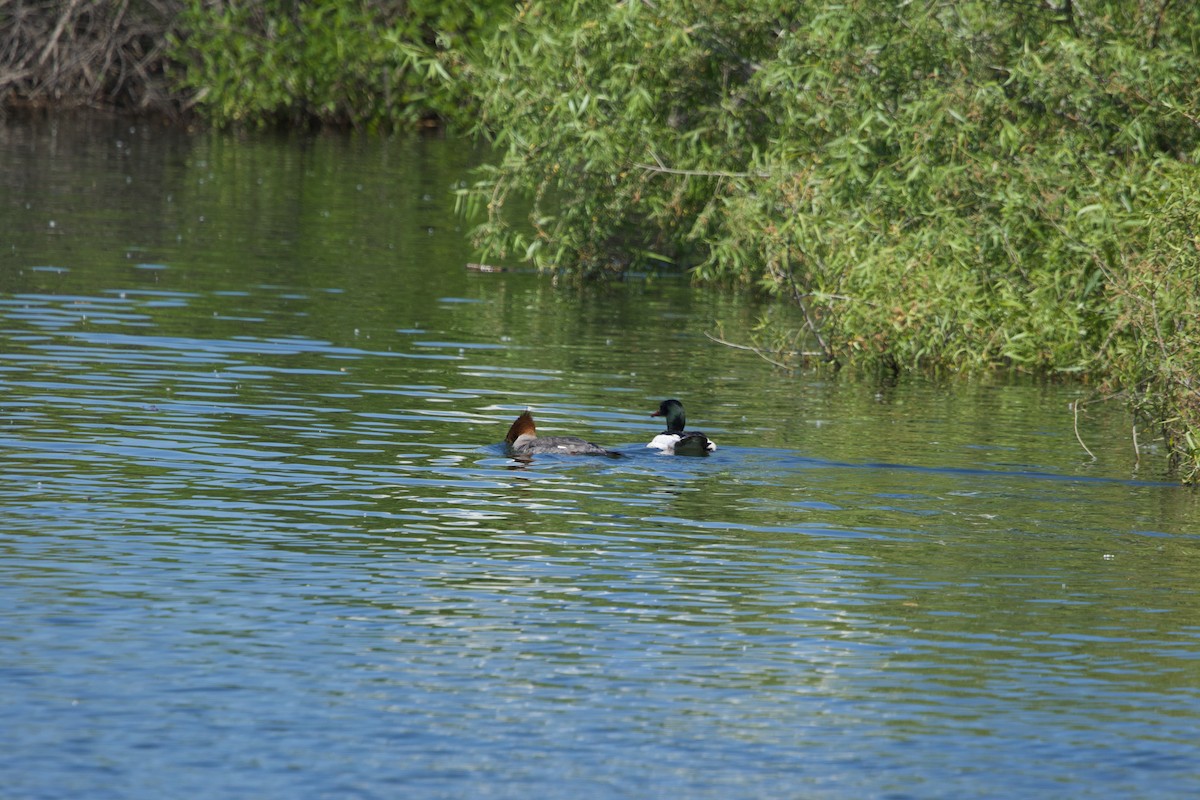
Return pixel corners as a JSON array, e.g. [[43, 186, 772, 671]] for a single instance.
[[2, 117, 1198, 799]]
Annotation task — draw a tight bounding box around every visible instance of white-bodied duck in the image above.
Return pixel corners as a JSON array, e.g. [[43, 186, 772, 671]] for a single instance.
[[647, 398, 716, 455], [504, 410, 619, 457]]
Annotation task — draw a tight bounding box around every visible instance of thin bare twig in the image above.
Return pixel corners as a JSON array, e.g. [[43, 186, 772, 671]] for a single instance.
[[704, 331, 818, 369], [767, 250, 840, 365], [38, 0, 82, 67], [5, 0, 182, 114], [1072, 401, 1097, 461], [635, 153, 770, 179], [1149, 0, 1176, 49], [634, 163, 770, 179]]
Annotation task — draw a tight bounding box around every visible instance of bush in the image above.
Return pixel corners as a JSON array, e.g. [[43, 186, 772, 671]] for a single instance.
[[461, 0, 1200, 478], [169, 0, 503, 128], [1099, 166, 1200, 482]]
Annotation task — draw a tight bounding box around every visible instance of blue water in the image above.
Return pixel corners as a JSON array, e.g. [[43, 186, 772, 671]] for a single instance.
[[2, 118, 1199, 799]]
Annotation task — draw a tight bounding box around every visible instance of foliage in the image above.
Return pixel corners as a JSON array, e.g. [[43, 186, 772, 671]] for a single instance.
[[1096, 169, 1200, 483], [461, 0, 1200, 479], [168, 0, 502, 128], [459, 1, 782, 278]]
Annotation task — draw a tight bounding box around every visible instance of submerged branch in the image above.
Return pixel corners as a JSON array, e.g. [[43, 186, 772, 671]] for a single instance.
[[1071, 401, 1097, 461], [1132, 423, 1141, 470]]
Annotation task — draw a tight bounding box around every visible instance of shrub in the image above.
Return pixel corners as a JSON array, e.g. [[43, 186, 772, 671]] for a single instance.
[[169, 0, 503, 128], [461, 0, 1200, 478]]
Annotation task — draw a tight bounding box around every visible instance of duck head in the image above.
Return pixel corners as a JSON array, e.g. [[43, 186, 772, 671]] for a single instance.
[[651, 398, 687, 433], [505, 410, 538, 448]]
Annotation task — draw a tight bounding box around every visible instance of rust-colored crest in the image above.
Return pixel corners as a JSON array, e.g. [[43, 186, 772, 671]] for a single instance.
[[505, 410, 537, 444]]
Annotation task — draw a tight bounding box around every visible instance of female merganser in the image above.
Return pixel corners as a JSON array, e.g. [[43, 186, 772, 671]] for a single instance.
[[648, 398, 716, 455], [504, 410, 619, 456]]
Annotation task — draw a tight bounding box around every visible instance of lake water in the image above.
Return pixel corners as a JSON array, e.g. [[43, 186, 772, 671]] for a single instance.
[[2, 116, 1198, 799]]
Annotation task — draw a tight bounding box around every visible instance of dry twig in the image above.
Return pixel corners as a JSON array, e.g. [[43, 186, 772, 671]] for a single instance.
[[1072, 400, 1097, 461], [704, 331, 822, 370]]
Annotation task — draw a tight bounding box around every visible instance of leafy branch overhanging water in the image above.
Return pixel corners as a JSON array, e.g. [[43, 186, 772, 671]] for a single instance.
[[456, 0, 1200, 482]]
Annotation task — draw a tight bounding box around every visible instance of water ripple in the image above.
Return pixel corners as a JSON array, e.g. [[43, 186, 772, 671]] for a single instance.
[[2, 246, 1198, 798]]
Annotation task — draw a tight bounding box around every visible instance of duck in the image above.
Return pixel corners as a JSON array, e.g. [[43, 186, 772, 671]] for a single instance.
[[647, 398, 717, 455], [504, 410, 619, 456]]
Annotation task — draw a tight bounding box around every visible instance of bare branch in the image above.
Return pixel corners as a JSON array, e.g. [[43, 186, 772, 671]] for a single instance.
[[38, 0, 83, 67], [704, 331, 819, 369], [1072, 401, 1097, 461], [634, 161, 770, 179]]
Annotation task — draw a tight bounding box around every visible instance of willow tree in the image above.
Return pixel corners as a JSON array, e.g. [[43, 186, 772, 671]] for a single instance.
[[462, 0, 1200, 479], [169, 0, 507, 128]]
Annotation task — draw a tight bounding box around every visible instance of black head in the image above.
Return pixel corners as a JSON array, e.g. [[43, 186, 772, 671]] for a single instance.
[[650, 398, 686, 432]]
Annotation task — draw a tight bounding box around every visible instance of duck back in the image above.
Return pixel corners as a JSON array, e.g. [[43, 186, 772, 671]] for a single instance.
[[505, 410, 618, 457]]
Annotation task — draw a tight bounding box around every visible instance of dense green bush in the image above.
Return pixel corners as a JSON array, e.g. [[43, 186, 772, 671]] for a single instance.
[[460, 0, 1200, 479], [168, 0, 502, 128], [1097, 171, 1200, 482]]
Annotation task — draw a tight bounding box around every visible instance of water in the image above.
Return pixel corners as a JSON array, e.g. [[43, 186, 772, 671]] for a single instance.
[[2, 117, 1198, 799]]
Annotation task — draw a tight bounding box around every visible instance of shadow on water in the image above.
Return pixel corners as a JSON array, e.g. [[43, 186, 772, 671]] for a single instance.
[[1, 117, 1199, 800]]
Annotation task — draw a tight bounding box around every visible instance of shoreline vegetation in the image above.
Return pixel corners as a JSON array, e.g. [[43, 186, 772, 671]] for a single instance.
[[3, 0, 1198, 482]]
